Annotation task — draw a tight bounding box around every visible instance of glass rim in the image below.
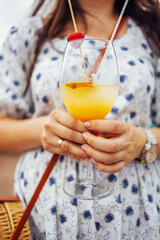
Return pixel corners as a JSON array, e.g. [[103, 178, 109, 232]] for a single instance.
[[85, 36, 112, 44], [66, 37, 114, 50], [68, 36, 112, 43]]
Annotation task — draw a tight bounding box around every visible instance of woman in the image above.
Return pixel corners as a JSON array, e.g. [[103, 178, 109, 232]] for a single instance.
[[0, 0, 160, 239]]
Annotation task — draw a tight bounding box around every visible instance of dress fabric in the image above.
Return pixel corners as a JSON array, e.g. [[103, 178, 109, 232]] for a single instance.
[[0, 16, 160, 240]]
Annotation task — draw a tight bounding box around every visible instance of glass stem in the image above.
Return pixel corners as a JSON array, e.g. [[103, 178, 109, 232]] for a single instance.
[[86, 159, 93, 179]]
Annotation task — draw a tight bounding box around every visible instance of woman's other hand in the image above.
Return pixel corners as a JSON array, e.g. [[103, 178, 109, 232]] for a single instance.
[[81, 119, 147, 173], [42, 109, 88, 161]]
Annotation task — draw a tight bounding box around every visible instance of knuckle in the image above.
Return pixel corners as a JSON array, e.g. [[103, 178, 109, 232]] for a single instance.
[[44, 122, 51, 130], [42, 134, 48, 144], [110, 122, 119, 132], [91, 121, 97, 129], [104, 154, 116, 164], [68, 130, 75, 139], [51, 109, 57, 119], [87, 137, 95, 147], [63, 141, 72, 152], [87, 148, 94, 158], [108, 142, 118, 152], [69, 117, 77, 128], [81, 150, 88, 159], [52, 109, 63, 121]]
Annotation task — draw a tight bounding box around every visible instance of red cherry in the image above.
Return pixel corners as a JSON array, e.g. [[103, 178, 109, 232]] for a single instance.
[[67, 32, 85, 42]]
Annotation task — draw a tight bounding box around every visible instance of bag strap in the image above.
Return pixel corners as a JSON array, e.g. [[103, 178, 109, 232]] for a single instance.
[[11, 154, 59, 240]]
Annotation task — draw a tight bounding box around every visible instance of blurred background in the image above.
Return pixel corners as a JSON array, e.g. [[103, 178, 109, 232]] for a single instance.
[[0, 0, 34, 48], [0, 0, 34, 195]]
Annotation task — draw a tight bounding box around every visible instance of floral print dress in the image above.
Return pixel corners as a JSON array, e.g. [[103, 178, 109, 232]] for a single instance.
[[0, 15, 160, 240]]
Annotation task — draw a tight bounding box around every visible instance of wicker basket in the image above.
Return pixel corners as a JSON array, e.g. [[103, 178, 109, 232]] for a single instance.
[[0, 198, 31, 240]]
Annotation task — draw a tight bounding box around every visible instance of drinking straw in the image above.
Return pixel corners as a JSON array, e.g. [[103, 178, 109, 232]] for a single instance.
[[68, 0, 89, 81], [110, 0, 130, 42], [96, 0, 130, 76]]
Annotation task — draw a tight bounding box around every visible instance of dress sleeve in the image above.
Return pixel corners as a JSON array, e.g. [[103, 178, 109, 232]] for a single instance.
[[151, 58, 160, 126], [0, 17, 42, 119]]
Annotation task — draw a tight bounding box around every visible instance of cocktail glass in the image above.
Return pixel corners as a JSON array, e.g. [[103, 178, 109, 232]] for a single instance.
[[60, 37, 119, 200]]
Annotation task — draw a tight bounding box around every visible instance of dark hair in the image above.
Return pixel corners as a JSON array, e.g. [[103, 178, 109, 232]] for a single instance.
[[25, 0, 160, 93]]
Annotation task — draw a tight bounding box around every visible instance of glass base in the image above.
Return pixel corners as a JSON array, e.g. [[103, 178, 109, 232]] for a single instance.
[[63, 178, 113, 200]]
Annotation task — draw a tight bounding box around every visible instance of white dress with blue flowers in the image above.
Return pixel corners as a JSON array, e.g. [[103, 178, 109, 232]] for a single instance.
[[0, 16, 160, 240]]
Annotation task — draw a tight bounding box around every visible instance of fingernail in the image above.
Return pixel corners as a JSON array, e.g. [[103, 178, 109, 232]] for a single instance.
[[90, 158, 98, 166], [80, 158, 87, 163], [82, 133, 88, 141], [84, 122, 91, 128], [81, 145, 87, 152]]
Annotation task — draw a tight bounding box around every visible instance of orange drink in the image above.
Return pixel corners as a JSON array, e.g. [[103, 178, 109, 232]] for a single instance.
[[60, 82, 119, 122]]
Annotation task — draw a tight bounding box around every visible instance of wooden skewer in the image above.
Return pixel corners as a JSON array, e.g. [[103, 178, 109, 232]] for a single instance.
[[68, 0, 89, 81]]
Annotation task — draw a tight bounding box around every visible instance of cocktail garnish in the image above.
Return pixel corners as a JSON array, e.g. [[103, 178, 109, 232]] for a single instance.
[[67, 32, 85, 49], [67, 32, 85, 42]]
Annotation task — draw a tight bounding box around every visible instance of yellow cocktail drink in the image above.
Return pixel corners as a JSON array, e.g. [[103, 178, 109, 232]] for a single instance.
[[60, 82, 119, 122]]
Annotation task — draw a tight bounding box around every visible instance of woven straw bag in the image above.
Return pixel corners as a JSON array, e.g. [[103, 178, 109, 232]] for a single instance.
[[0, 197, 31, 240]]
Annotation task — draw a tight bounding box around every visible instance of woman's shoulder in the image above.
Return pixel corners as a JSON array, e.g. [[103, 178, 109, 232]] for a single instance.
[[127, 18, 147, 42], [9, 15, 43, 39], [126, 18, 157, 61], [3, 15, 43, 49], [1, 15, 44, 58], [20, 15, 43, 32]]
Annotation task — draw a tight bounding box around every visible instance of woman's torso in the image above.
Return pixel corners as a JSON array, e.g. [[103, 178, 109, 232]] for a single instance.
[[13, 16, 160, 240]]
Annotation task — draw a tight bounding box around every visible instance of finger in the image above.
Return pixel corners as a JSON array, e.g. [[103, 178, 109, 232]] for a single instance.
[[81, 144, 124, 164], [82, 132, 125, 153], [90, 158, 125, 173], [44, 120, 85, 144], [44, 144, 85, 162], [42, 132, 88, 159], [61, 140, 88, 159], [55, 122, 85, 144], [54, 109, 87, 132], [84, 119, 126, 134]]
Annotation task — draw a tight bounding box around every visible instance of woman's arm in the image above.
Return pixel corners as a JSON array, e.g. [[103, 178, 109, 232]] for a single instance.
[[81, 119, 160, 173], [0, 114, 47, 153], [0, 109, 88, 162]]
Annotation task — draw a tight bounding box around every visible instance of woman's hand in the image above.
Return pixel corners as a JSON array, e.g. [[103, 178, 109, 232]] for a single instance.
[[41, 109, 88, 161], [81, 119, 147, 173]]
